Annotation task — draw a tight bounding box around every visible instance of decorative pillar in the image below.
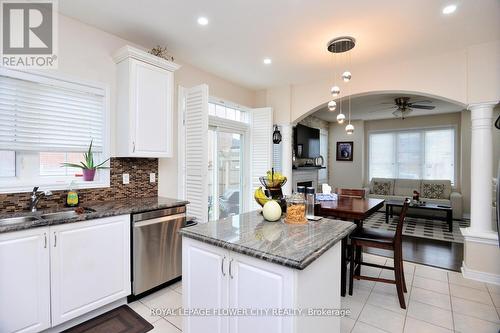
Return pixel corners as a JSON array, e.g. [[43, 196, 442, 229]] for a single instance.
[[469, 103, 495, 234], [280, 124, 293, 196], [461, 101, 500, 284]]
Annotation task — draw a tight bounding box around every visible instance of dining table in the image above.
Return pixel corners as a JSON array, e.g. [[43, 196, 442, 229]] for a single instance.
[[315, 196, 385, 296]]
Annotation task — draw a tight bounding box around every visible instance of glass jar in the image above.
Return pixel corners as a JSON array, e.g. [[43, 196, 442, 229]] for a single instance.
[[284, 193, 307, 224]]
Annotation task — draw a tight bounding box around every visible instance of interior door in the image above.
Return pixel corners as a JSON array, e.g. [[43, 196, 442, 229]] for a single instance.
[[0, 228, 50, 333]]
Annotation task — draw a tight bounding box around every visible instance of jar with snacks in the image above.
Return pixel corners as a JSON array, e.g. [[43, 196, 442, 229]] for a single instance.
[[284, 193, 307, 224]]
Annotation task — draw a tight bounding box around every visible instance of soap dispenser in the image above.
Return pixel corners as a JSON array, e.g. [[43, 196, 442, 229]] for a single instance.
[[66, 181, 79, 207]]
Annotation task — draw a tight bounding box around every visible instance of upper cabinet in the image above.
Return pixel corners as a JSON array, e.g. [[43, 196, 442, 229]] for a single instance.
[[113, 46, 180, 158]]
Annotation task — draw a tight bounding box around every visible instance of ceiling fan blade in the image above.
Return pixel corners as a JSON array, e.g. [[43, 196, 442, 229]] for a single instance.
[[410, 105, 435, 110], [369, 106, 397, 113], [408, 100, 433, 104]]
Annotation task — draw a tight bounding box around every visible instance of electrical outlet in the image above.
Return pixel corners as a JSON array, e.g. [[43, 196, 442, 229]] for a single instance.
[[149, 173, 156, 183], [122, 173, 129, 185]]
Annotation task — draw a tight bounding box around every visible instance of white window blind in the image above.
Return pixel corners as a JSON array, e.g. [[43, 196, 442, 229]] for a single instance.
[[369, 127, 455, 184], [0, 71, 105, 152]]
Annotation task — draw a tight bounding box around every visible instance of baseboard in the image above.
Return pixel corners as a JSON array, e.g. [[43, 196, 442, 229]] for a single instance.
[[461, 261, 500, 285]]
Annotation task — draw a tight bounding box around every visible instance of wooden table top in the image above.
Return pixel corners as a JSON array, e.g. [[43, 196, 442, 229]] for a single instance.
[[316, 197, 385, 221]]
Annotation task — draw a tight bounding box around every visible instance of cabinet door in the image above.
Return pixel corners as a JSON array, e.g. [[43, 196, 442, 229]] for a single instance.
[[229, 253, 294, 333], [182, 238, 229, 333], [0, 227, 50, 333], [50, 215, 130, 326], [131, 59, 173, 157]]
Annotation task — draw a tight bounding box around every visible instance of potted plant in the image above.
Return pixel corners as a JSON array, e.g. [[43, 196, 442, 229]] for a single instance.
[[61, 140, 109, 181]]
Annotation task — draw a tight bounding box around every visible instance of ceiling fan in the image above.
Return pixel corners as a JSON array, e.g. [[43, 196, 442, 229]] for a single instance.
[[388, 97, 435, 119]]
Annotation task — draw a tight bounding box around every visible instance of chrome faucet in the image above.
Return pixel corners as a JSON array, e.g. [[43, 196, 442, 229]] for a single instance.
[[30, 187, 52, 212]]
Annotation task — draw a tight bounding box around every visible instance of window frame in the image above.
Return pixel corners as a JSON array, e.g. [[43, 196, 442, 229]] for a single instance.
[[367, 125, 458, 186], [0, 68, 111, 194]]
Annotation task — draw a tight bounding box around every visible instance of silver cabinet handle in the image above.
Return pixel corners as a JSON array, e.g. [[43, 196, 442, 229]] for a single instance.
[[229, 259, 234, 279], [132, 141, 136, 152], [221, 256, 226, 276], [53, 232, 57, 247], [44, 233, 47, 248]]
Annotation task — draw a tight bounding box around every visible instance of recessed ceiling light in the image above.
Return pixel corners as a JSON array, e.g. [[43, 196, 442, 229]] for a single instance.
[[197, 17, 209, 25], [263, 58, 272, 65], [442, 4, 457, 14]]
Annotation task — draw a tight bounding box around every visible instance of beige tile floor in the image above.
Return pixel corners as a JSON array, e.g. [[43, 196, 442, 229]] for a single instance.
[[128, 253, 500, 333]]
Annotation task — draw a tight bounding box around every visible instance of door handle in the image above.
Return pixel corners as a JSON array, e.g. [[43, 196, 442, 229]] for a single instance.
[[221, 256, 226, 276], [132, 141, 136, 152], [229, 259, 234, 279], [53, 232, 57, 247], [43, 233, 47, 248]]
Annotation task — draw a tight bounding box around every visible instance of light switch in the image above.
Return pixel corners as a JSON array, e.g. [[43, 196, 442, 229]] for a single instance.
[[122, 173, 130, 184], [150, 173, 156, 183]]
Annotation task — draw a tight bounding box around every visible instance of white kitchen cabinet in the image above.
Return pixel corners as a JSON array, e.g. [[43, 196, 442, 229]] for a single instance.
[[0, 215, 130, 332], [182, 239, 229, 333], [182, 238, 295, 333], [0, 227, 51, 333], [113, 45, 180, 158], [50, 215, 131, 326]]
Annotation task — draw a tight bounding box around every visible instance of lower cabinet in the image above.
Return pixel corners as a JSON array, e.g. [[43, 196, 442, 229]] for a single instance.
[[0, 227, 51, 333], [182, 237, 293, 333], [0, 215, 131, 332]]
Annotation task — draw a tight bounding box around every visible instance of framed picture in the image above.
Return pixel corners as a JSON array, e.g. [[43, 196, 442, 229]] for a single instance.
[[336, 141, 353, 161]]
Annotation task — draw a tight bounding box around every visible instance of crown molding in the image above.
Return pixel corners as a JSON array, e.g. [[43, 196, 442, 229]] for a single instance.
[[112, 45, 181, 72]]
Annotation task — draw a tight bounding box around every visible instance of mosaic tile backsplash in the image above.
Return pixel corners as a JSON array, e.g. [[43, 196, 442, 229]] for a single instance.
[[0, 158, 158, 213]]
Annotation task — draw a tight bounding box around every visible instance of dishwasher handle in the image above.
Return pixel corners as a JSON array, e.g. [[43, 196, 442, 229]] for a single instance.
[[133, 213, 185, 228]]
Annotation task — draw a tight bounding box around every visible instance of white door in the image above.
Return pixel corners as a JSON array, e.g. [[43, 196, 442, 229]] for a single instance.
[[50, 215, 130, 326], [229, 253, 293, 333], [250, 107, 273, 211], [131, 59, 173, 157], [183, 84, 209, 222], [182, 238, 229, 333], [0, 227, 50, 333]]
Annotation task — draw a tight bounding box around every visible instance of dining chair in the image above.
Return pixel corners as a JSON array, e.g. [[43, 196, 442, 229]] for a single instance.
[[336, 188, 366, 199], [348, 198, 410, 309]]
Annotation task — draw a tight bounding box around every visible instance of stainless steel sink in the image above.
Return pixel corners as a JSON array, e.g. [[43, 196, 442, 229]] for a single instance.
[[40, 209, 95, 220], [0, 215, 41, 225]]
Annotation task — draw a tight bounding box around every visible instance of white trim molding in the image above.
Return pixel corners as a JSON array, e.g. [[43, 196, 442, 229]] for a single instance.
[[461, 260, 500, 286], [461, 227, 499, 246]]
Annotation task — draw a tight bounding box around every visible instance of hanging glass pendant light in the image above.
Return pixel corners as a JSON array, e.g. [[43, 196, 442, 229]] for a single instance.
[[342, 71, 352, 82], [337, 113, 346, 124], [327, 100, 337, 111], [330, 85, 340, 96], [345, 123, 354, 134]]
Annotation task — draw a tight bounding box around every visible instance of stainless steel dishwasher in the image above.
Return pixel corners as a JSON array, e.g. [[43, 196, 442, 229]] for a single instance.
[[132, 206, 187, 296]]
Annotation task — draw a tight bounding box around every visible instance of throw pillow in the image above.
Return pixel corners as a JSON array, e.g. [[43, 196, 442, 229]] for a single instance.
[[422, 183, 446, 199], [373, 181, 391, 195]]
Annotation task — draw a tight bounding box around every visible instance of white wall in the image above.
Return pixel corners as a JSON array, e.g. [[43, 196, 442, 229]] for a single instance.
[[53, 15, 257, 199]]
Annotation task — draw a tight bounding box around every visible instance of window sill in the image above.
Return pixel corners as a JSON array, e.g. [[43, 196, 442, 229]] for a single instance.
[[0, 179, 110, 194]]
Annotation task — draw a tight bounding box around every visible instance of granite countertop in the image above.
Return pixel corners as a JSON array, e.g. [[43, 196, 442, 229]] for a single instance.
[[179, 211, 356, 270], [0, 196, 189, 234]]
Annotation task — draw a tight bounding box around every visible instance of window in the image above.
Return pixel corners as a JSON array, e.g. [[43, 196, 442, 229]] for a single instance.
[[208, 100, 249, 123], [369, 127, 455, 184], [0, 68, 109, 192]]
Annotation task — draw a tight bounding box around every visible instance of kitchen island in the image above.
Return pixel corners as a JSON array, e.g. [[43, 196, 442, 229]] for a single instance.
[[179, 211, 356, 333]]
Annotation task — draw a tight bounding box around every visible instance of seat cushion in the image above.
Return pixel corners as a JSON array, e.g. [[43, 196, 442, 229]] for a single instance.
[[350, 227, 395, 244], [394, 179, 421, 196]]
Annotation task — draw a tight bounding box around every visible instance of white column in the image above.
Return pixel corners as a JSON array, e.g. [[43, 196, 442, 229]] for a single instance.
[[468, 102, 496, 234], [280, 124, 293, 196]]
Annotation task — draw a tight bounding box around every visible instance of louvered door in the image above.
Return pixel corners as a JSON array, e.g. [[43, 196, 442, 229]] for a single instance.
[[250, 108, 273, 210], [184, 85, 209, 223]]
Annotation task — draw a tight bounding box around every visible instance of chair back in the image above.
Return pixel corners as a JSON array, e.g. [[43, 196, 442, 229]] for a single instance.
[[394, 198, 411, 243], [336, 188, 366, 199]]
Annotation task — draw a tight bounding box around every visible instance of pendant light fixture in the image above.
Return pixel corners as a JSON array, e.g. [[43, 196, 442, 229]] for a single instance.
[[327, 36, 355, 130]]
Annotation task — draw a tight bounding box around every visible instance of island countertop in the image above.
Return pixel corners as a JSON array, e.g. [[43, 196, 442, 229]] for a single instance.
[[179, 211, 356, 270]]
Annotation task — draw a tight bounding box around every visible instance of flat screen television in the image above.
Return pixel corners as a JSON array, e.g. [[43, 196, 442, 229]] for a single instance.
[[293, 124, 320, 159]]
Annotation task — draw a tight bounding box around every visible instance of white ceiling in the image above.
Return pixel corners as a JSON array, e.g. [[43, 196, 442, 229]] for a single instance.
[[313, 93, 464, 122], [59, 0, 500, 90]]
